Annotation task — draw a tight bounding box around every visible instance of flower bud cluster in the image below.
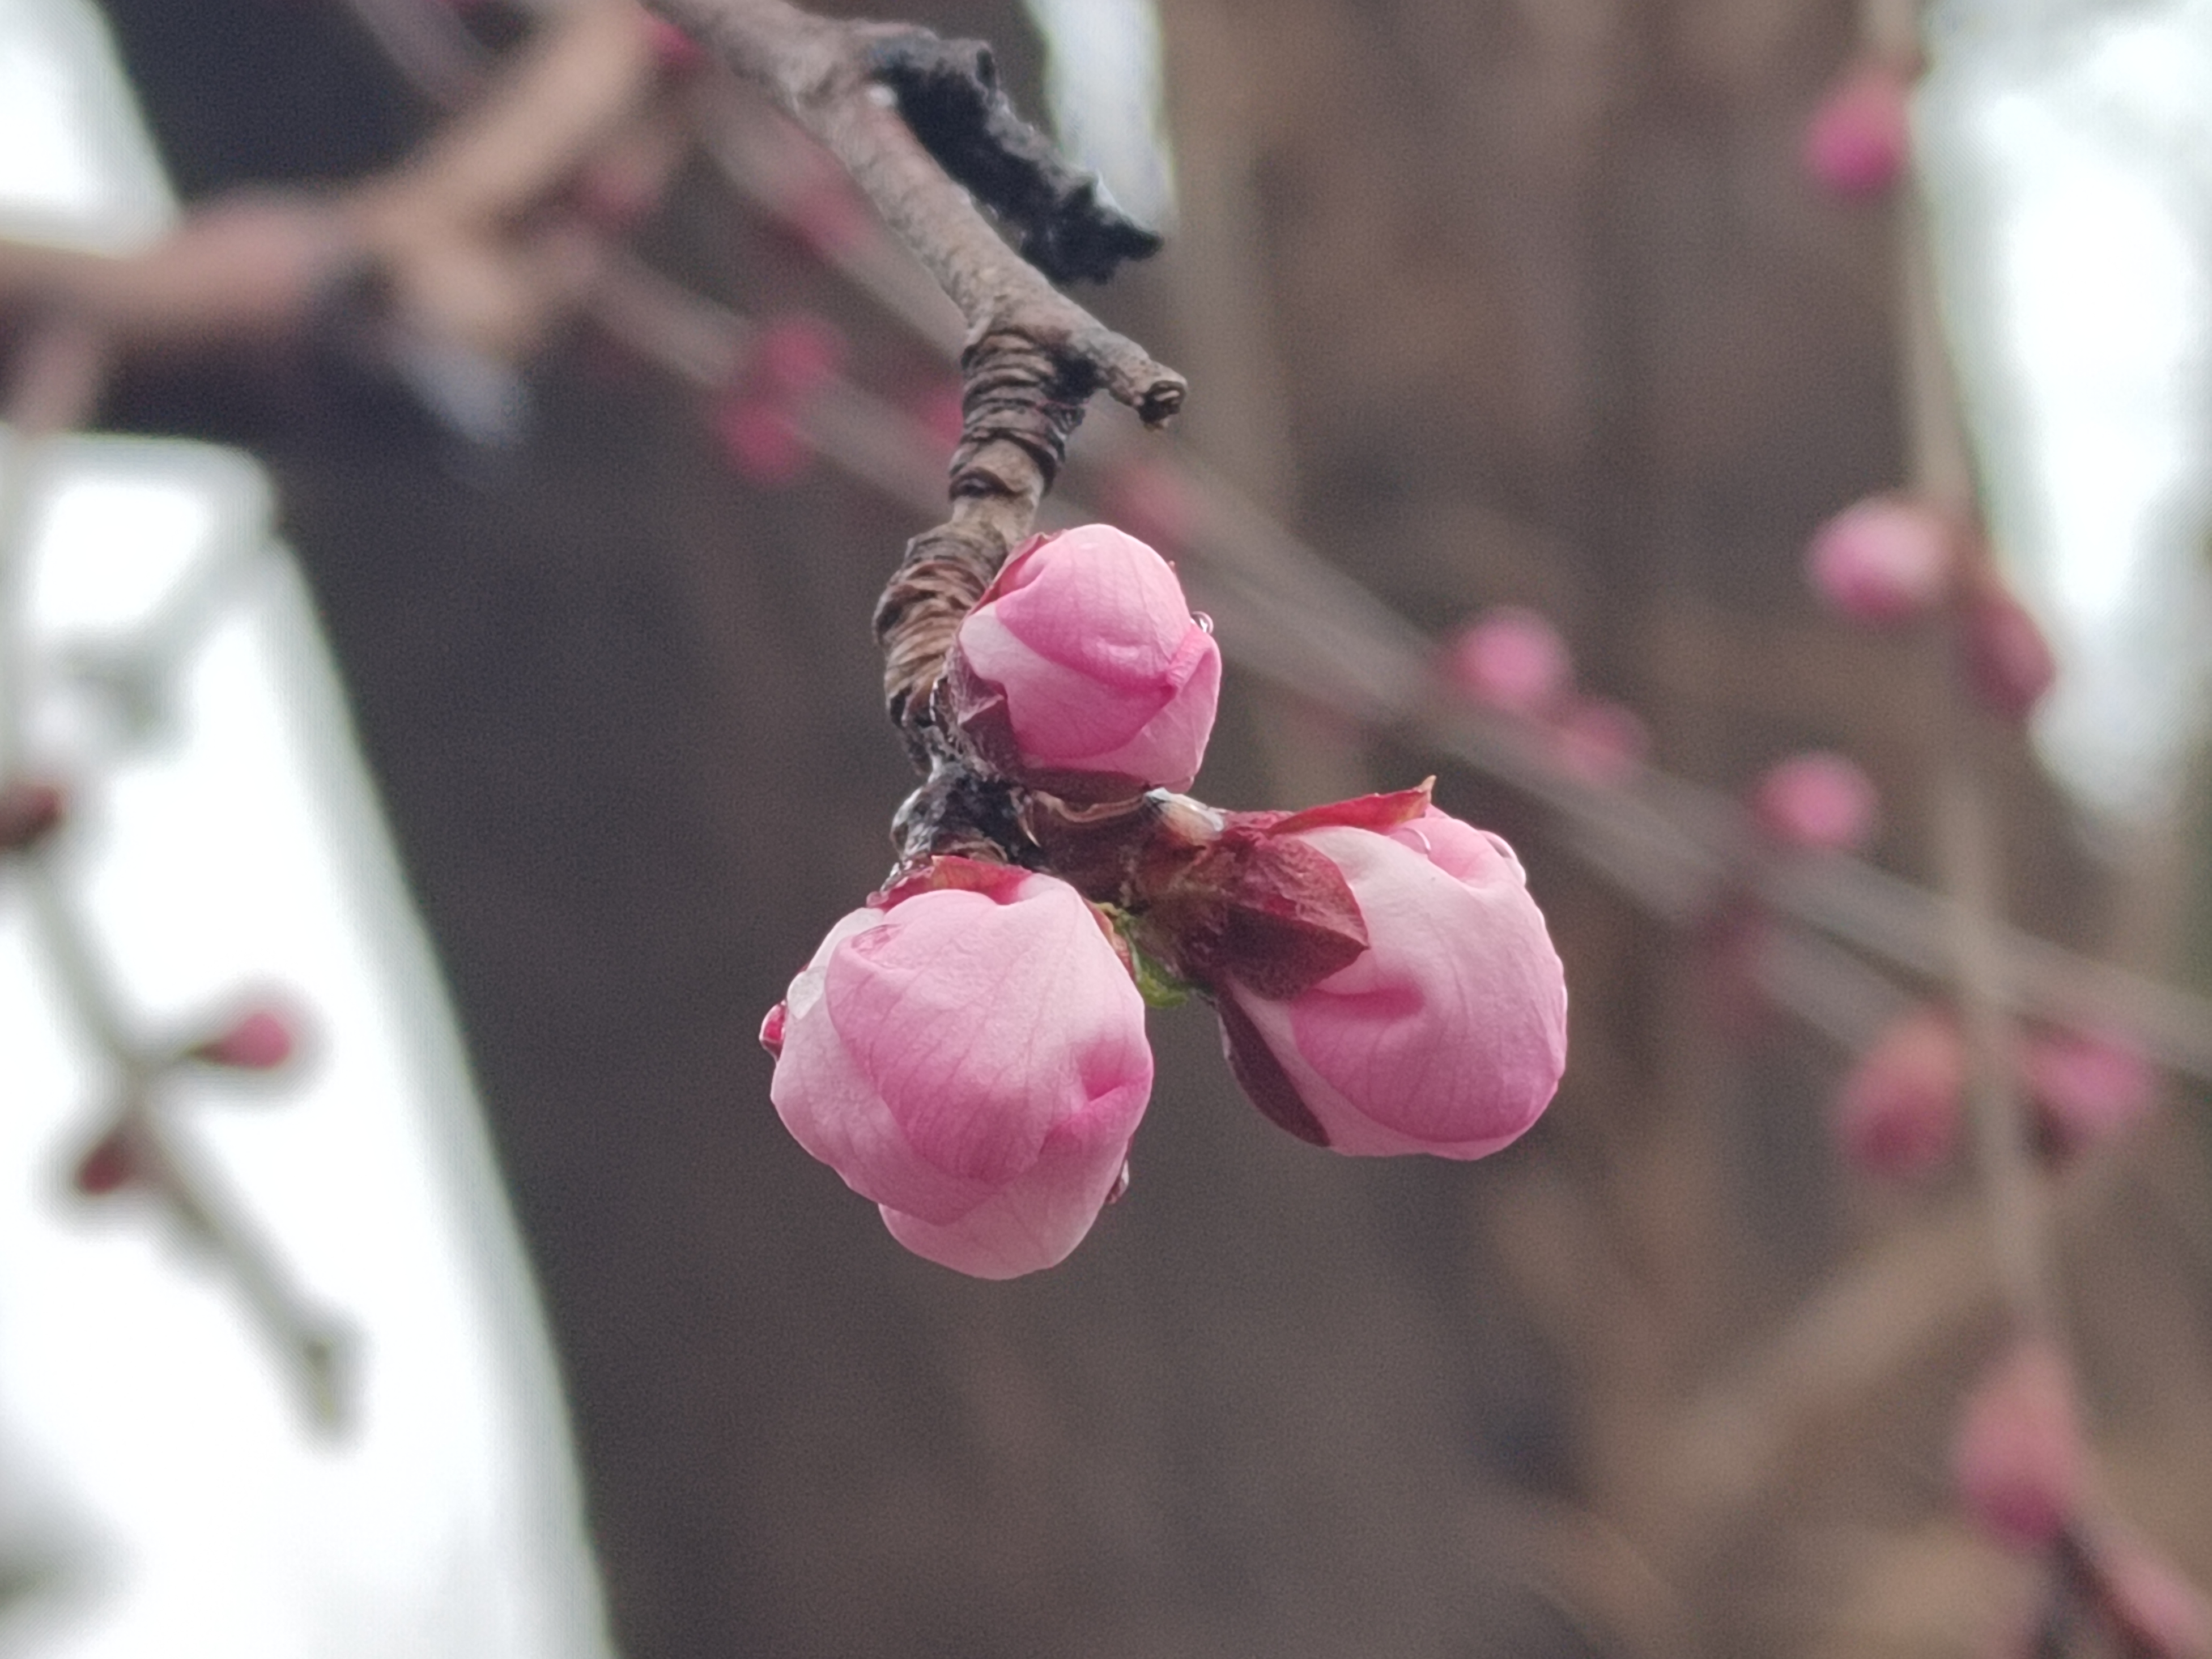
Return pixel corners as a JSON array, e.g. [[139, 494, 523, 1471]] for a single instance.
[[764, 526, 1569, 1276]]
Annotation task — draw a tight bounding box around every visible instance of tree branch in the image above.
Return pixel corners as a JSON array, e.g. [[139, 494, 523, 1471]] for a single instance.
[[643, 0, 1184, 758]]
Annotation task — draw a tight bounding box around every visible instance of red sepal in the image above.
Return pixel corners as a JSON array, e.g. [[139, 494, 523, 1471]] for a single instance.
[[1216, 996, 1329, 1147], [1266, 779, 1435, 837]]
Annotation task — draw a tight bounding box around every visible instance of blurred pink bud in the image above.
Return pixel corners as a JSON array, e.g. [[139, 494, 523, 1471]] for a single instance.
[[1102, 457, 1199, 560], [1957, 576, 2057, 722], [911, 377, 967, 449], [2023, 1029, 2159, 1155], [751, 314, 846, 399], [645, 16, 705, 74], [1802, 62, 1913, 198], [2095, 1539, 2212, 1659], [1952, 1338, 2084, 1552], [764, 858, 1152, 1278], [1210, 793, 1568, 1158], [1551, 697, 1649, 785], [192, 1006, 299, 1071], [570, 159, 666, 233], [1751, 750, 1879, 853], [713, 397, 811, 483], [71, 1125, 138, 1197], [0, 777, 66, 852], [1446, 606, 1572, 718], [1832, 1005, 1963, 1177], [1806, 495, 1957, 622], [947, 524, 1222, 801]]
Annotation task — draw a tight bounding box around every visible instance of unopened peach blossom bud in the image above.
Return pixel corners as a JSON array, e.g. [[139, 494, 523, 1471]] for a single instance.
[[1750, 750, 1879, 853], [1952, 1338, 2084, 1551], [1806, 495, 1956, 623], [1832, 1005, 1963, 1177], [0, 777, 66, 853], [71, 1124, 139, 1197], [1551, 697, 1648, 785], [1956, 572, 2057, 722], [2023, 1029, 2159, 1156], [1445, 607, 1572, 719], [192, 1006, 299, 1071], [1803, 61, 1913, 199], [765, 858, 1152, 1278]]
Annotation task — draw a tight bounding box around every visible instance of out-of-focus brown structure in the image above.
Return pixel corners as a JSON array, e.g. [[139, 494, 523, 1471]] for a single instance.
[[16, 0, 2210, 1653]]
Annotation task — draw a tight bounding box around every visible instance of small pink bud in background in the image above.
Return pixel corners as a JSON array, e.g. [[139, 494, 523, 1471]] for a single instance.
[[766, 859, 1152, 1278], [947, 524, 1222, 801], [2094, 1538, 2212, 1659], [1103, 457, 1199, 560], [1214, 798, 1568, 1159], [1956, 573, 2057, 722], [1551, 697, 1649, 785], [645, 16, 705, 74], [1750, 750, 1879, 853], [713, 398, 811, 483], [0, 777, 66, 852], [1445, 606, 1572, 718], [2023, 1029, 2159, 1156], [1806, 495, 1957, 622], [1952, 1338, 2084, 1552], [750, 314, 846, 399], [192, 1006, 299, 1071], [71, 1125, 138, 1197], [1832, 1005, 1963, 1177], [1802, 61, 1913, 199]]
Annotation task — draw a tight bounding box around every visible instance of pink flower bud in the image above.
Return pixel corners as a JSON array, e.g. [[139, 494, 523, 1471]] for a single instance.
[[947, 524, 1222, 802], [645, 16, 705, 74], [1806, 495, 1957, 622], [1832, 1005, 1963, 1177], [750, 314, 846, 399], [1750, 750, 1879, 853], [1550, 697, 1649, 785], [2094, 1538, 2212, 1659], [2023, 1029, 2159, 1156], [192, 1006, 299, 1071], [71, 1124, 139, 1197], [1445, 607, 1572, 718], [1956, 575, 2056, 722], [1802, 62, 1913, 199], [1209, 793, 1568, 1158], [1952, 1338, 2083, 1551], [713, 397, 811, 483], [0, 777, 66, 852], [764, 858, 1153, 1278]]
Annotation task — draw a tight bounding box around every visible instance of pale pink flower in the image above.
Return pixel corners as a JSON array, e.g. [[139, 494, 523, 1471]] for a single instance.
[[763, 859, 1152, 1278], [1952, 1337, 2084, 1551], [947, 524, 1222, 801], [1806, 495, 1956, 622], [1210, 794, 1568, 1159], [1445, 606, 1572, 718], [1802, 61, 1913, 199], [1832, 1005, 1963, 1177], [1751, 750, 1879, 853]]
